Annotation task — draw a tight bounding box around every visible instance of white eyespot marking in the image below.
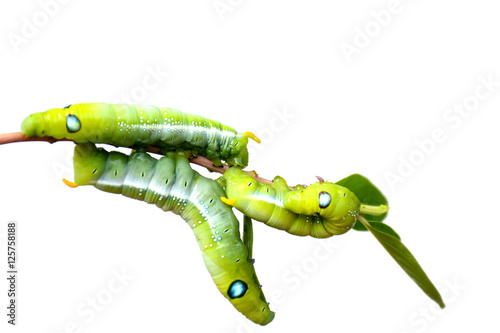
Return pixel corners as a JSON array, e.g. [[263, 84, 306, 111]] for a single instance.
[[227, 280, 248, 299], [66, 115, 81, 133], [319, 191, 332, 209]]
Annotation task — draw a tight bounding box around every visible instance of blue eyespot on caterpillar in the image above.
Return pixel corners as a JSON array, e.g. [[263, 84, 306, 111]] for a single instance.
[[21, 103, 261, 167], [66, 115, 81, 133], [318, 191, 332, 209], [228, 280, 248, 299], [66, 143, 274, 325]]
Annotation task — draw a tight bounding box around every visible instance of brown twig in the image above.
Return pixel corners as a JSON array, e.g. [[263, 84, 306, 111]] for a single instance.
[[0, 132, 71, 145], [0, 132, 273, 185]]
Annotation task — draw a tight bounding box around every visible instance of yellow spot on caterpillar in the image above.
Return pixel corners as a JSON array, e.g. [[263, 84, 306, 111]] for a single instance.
[[220, 197, 236, 206], [62, 178, 79, 188], [244, 131, 261, 144]]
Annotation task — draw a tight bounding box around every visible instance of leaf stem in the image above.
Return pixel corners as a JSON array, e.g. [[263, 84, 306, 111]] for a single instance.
[[360, 204, 390, 216], [243, 215, 254, 262]]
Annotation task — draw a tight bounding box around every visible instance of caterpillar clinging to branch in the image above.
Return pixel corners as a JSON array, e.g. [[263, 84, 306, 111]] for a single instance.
[[67, 143, 274, 325], [219, 167, 388, 238], [0, 103, 445, 323], [21, 103, 260, 167], [215, 168, 445, 311]]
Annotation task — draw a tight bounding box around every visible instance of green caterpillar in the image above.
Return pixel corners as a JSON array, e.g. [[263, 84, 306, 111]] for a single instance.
[[220, 167, 363, 238], [70, 143, 274, 325], [21, 103, 260, 167]]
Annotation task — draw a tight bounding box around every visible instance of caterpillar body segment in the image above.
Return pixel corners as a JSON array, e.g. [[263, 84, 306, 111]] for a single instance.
[[222, 167, 361, 238], [21, 103, 251, 167], [72, 143, 274, 325]]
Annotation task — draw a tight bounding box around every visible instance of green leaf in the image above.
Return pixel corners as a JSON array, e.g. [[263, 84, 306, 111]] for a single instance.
[[352, 221, 369, 231], [370, 222, 400, 240], [335, 174, 389, 229], [358, 216, 445, 309]]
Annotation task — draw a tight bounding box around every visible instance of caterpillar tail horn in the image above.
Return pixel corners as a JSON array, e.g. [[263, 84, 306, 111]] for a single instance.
[[244, 132, 261, 144], [220, 197, 236, 206], [62, 178, 79, 188]]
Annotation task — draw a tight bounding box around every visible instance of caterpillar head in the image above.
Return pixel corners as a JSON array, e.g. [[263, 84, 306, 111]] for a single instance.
[[284, 182, 361, 235], [21, 103, 117, 143]]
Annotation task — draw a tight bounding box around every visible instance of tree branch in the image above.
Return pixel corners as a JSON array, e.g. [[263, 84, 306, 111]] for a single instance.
[[0, 132, 273, 185]]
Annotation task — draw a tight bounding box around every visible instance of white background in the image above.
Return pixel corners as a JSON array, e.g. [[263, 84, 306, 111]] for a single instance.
[[0, 1, 499, 332]]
